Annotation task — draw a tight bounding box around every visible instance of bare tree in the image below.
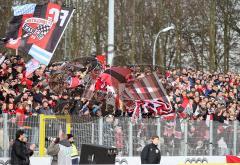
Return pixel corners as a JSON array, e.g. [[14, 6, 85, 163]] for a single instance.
[[1, 0, 240, 72]]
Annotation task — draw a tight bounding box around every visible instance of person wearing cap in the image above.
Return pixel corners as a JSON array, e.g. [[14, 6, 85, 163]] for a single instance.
[[47, 132, 72, 165], [47, 137, 60, 165], [10, 129, 35, 165], [67, 134, 79, 165]]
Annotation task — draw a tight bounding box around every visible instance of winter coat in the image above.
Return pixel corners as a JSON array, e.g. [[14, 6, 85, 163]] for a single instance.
[[47, 139, 72, 165], [47, 143, 60, 165], [141, 143, 161, 164], [10, 139, 33, 165]]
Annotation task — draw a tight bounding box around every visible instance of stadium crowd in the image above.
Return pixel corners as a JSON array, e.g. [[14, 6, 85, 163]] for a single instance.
[[1, 52, 240, 124], [0, 52, 240, 122], [1, 52, 240, 157]]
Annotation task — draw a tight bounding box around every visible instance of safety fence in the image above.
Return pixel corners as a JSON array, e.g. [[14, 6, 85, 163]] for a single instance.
[[0, 114, 239, 157]]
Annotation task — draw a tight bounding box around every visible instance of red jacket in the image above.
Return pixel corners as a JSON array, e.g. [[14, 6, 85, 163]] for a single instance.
[[21, 77, 33, 89]]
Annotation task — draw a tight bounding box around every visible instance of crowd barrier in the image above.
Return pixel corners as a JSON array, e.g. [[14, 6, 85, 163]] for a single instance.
[[0, 114, 240, 158]]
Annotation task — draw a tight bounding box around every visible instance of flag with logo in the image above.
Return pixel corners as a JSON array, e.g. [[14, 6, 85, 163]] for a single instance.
[[4, 3, 74, 66]]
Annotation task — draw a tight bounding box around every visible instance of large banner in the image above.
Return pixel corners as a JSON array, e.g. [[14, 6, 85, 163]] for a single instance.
[[5, 3, 74, 65]]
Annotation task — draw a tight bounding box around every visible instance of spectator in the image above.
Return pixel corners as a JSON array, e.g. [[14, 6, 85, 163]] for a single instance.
[[141, 135, 161, 164], [47, 137, 60, 165], [10, 129, 35, 165], [1, 52, 240, 123], [47, 132, 72, 165], [39, 100, 53, 115], [67, 134, 79, 165]]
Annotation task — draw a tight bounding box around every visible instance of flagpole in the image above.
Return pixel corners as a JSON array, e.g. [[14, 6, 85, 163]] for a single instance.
[[107, 0, 114, 66], [106, 0, 115, 114]]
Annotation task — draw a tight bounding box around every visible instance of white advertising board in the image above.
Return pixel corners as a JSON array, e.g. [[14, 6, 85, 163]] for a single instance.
[[116, 156, 226, 165], [0, 156, 226, 165], [0, 157, 52, 165]]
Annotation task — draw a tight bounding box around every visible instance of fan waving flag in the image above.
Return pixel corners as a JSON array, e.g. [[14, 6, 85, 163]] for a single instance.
[[4, 3, 75, 66]]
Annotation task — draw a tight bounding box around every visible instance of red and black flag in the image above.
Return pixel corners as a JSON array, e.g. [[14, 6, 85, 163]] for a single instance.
[[4, 3, 74, 65], [122, 72, 169, 103], [128, 99, 173, 120], [96, 67, 131, 91], [122, 72, 173, 119]]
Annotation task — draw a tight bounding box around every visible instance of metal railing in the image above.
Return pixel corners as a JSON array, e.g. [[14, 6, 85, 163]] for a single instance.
[[0, 114, 239, 157]]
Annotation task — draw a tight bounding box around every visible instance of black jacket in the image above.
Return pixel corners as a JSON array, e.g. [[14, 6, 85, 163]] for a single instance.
[[141, 143, 161, 164], [10, 139, 33, 165]]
